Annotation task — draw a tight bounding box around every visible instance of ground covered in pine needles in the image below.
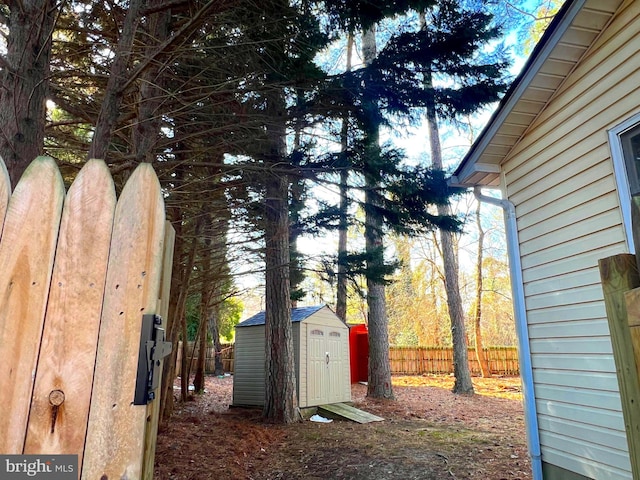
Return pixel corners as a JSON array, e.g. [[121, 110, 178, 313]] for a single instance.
[[154, 375, 531, 480]]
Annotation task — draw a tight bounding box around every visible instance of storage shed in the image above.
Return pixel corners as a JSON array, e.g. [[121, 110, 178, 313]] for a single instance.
[[232, 305, 351, 408]]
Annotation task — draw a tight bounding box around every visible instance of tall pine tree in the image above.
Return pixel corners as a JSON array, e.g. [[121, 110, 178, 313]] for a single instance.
[[417, 0, 509, 393]]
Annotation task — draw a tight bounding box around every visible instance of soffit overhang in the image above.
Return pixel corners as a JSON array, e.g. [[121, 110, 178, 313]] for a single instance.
[[451, 0, 624, 188]]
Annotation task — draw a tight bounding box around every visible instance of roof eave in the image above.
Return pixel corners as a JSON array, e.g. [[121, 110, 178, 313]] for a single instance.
[[453, 0, 590, 188]]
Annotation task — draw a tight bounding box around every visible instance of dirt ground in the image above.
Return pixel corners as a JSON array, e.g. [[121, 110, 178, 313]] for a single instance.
[[154, 375, 531, 480]]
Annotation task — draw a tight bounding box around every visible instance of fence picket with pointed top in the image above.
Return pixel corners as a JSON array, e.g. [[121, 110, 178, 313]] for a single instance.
[[82, 162, 166, 480], [0, 157, 65, 454], [24, 159, 116, 466]]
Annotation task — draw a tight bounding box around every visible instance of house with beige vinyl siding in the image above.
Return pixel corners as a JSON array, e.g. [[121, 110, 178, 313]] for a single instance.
[[452, 1, 640, 479]]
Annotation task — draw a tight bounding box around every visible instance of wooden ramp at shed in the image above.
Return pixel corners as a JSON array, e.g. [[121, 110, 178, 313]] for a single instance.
[[317, 403, 384, 423]]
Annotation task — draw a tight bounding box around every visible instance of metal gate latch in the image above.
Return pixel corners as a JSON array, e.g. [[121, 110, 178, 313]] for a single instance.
[[134, 314, 172, 405]]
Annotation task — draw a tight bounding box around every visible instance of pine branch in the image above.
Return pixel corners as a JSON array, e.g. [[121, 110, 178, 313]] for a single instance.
[[120, 0, 222, 93]]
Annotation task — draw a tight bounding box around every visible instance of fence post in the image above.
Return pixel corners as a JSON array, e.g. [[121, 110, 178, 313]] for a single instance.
[[599, 253, 640, 480], [142, 221, 175, 480]]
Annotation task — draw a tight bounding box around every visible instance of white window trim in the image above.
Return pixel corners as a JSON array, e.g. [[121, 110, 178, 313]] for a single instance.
[[608, 112, 640, 253]]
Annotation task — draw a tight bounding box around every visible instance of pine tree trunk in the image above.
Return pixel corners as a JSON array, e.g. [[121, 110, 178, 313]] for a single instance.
[[336, 33, 353, 323], [161, 200, 201, 422], [474, 201, 491, 377], [209, 306, 225, 376], [262, 92, 300, 423], [290, 124, 305, 306], [180, 313, 189, 401], [193, 302, 208, 393], [89, 0, 144, 160], [336, 164, 349, 322], [0, 0, 57, 186], [362, 25, 393, 399], [194, 212, 214, 392], [263, 173, 299, 421], [132, 0, 171, 163], [439, 224, 474, 393], [424, 65, 474, 395]]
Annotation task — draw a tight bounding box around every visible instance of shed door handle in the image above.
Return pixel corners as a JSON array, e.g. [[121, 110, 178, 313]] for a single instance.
[[326, 352, 330, 364]]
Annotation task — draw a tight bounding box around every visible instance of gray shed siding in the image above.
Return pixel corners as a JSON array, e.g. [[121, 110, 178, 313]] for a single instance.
[[232, 324, 266, 406]]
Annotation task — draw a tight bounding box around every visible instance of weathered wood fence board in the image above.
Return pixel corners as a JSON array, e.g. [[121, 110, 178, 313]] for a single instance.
[[0, 156, 173, 479], [83, 163, 166, 480], [179, 343, 519, 376], [24, 159, 116, 462], [0, 157, 65, 453]]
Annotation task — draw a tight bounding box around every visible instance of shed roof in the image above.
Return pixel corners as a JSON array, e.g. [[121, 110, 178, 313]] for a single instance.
[[451, 0, 624, 187], [236, 304, 328, 327]]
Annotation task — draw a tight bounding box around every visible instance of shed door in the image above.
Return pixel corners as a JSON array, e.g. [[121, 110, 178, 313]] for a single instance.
[[307, 325, 346, 406], [326, 330, 346, 403]]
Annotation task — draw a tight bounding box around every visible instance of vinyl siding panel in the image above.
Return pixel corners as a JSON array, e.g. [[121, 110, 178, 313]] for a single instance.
[[516, 177, 618, 234], [540, 434, 631, 480], [525, 268, 599, 296], [535, 384, 623, 411], [521, 244, 625, 284], [533, 369, 620, 392], [527, 303, 606, 325], [511, 155, 613, 218], [530, 336, 615, 355], [531, 354, 616, 373], [518, 199, 622, 244], [542, 449, 631, 480], [519, 209, 622, 258], [526, 284, 606, 310], [499, 3, 640, 476], [538, 416, 628, 452], [521, 229, 622, 270], [529, 318, 611, 338], [536, 400, 626, 432]]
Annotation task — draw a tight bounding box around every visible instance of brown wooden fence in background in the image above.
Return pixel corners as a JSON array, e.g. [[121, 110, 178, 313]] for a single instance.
[[180, 343, 519, 376], [389, 346, 519, 376], [177, 342, 235, 374]]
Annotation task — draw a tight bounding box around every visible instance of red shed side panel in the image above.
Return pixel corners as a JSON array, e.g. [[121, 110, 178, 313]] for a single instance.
[[349, 324, 368, 383]]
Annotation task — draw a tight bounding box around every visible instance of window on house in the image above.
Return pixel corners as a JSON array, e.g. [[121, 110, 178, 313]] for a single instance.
[[620, 124, 640, 196], [608, 113, 640, 251]]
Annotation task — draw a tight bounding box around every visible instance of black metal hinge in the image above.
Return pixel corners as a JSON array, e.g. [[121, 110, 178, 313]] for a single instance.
[[134, 314, 173, 405]]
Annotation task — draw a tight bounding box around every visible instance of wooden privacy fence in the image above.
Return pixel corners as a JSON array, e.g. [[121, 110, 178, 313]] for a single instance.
[[176, 341, 235, 374], [389, 346, 519, 376], [0, 157, 174, 480], [183, 343, 518, 376]]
